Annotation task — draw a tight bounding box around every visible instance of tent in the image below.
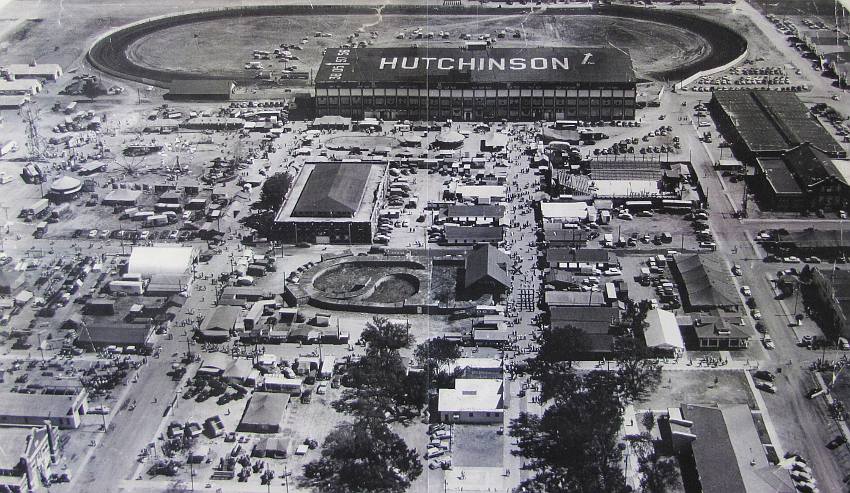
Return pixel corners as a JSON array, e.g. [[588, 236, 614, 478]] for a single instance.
[[644, 309, 685, 351]]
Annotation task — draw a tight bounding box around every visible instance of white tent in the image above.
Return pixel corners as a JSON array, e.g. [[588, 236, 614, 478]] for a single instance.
[[128, 246, 196, 277], [644, 308, 685, 351]]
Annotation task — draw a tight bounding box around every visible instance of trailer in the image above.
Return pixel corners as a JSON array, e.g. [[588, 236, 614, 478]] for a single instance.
[[21, 199, 49, 220]]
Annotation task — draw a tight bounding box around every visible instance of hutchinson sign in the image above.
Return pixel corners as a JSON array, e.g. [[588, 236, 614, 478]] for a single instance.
[[315, 47, 635, 85]]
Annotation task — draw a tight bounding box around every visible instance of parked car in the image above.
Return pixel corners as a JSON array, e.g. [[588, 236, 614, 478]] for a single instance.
[[762, 335, 775, 349], [753, 370, 775, 382], [755, 381, 776, 393], [741, 285, 752, 297]]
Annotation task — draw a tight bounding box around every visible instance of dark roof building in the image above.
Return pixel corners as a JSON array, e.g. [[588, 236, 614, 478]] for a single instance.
[[659, 404, 782, 493], [315, 46, 637, 121], [756, 143, 850, 212], [273, 161, 386, 244], [166, 79, 234, 101], [315, 47, 635, 86], [672, 254, 741, 311], [75, 323, 154, 351], [237, 392, 289, 433], [549, 306, 620, 359], [446, 204, 505, 221], [711, 91, 845, 162], [198, 306, 241, 343], [546, 248, 618, 268], [810, 268, 850, 341], [687, 310, 750, 350], [464, 244, 510, 290], [444, 225, 504, 245], [292, 163, 372, 218]]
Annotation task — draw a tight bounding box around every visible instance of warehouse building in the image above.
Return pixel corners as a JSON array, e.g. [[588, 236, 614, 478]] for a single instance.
[[808, 268, 850, 341], [671, 254, 741, 312], [0, 390, 89, 429], [710, 91, 845, 162], [753, 142, 850, 212], [237, 392, 289, 433], [273, 161, 388, 244], [314, 46, 636, 121], [166, 79, 234, 101]]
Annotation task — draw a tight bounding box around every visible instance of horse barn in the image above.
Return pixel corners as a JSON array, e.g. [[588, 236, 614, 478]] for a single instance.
[[314, 46, 637, 121], [273, 160, 388, 244]]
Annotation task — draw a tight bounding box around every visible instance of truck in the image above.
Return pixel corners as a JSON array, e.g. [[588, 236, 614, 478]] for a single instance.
[[50, 203, 72, 221], [34, 221, 49, 239], [21, 199, 49, 221], [145, 214, 169, 227]]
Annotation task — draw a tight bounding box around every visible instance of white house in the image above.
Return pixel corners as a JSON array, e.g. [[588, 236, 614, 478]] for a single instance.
[[438, 378, 505, 424]]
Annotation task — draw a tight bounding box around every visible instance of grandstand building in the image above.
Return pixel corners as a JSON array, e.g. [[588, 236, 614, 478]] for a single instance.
[[273, 161, 388, 244], [314, 46, 637, 121]]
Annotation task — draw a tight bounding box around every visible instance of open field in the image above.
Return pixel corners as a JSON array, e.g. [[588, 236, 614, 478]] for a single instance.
[[87, 4, 747, 86]]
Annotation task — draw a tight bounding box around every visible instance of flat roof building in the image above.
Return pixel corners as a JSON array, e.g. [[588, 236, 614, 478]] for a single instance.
[[0, 390, 89, 429], [314, 46, 636, 121], [438, 378, 505, 424]]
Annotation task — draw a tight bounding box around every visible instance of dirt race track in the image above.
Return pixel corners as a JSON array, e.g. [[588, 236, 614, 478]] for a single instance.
[[87, 4, 747, 88]]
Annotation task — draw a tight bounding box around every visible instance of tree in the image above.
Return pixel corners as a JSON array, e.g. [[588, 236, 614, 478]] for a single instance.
[[334, 318, 424, 421], [414, 338, 462, 368], [258, 172, 293, 210], [533, 325, 590, 368], [360, 317, 415, 352], [302, 417, 422, 493], [631, 434, 680, 493], [614, 341, 662, 404], [82, 78, 107, 102], [510, 370, 628, 493], [642, 411, 656, 434], [241, 211, 275, 237]]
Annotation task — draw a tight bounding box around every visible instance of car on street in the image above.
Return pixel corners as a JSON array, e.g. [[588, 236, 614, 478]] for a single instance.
[[755, 321, 767, 334], [636, 210, 654, 217], [751, 309, 762, 320], [753, 370, 775, 382], [88, 229, 98, 238], [741, 285, 752, 296], [762, 335, 775, 349], [732, 264, 742, 276], [804, 257, 821, 263], [603, 268, 622, 276], [784, 256, 801, 263], [801, 335, 814, 347], [755, 381, 776, 393], [618, 212, 633, 220], [826, 435, 847, 450], [698, 241, 717, 250]]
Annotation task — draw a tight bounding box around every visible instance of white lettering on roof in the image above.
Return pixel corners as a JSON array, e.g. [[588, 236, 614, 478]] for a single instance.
[[379, 57, 398, 70], [374, 56, 573, 71]]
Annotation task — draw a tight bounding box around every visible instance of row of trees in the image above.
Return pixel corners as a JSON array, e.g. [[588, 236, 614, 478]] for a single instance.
[[304, 318, 465, 492], [510, 323, 666, 492]]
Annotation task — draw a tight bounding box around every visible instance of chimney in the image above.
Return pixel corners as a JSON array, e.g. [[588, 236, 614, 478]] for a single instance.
[[45, 420, 58, 463]]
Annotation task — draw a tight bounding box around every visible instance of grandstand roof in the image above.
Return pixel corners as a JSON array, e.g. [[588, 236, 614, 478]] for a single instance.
[[316, 47, 635, 86]]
